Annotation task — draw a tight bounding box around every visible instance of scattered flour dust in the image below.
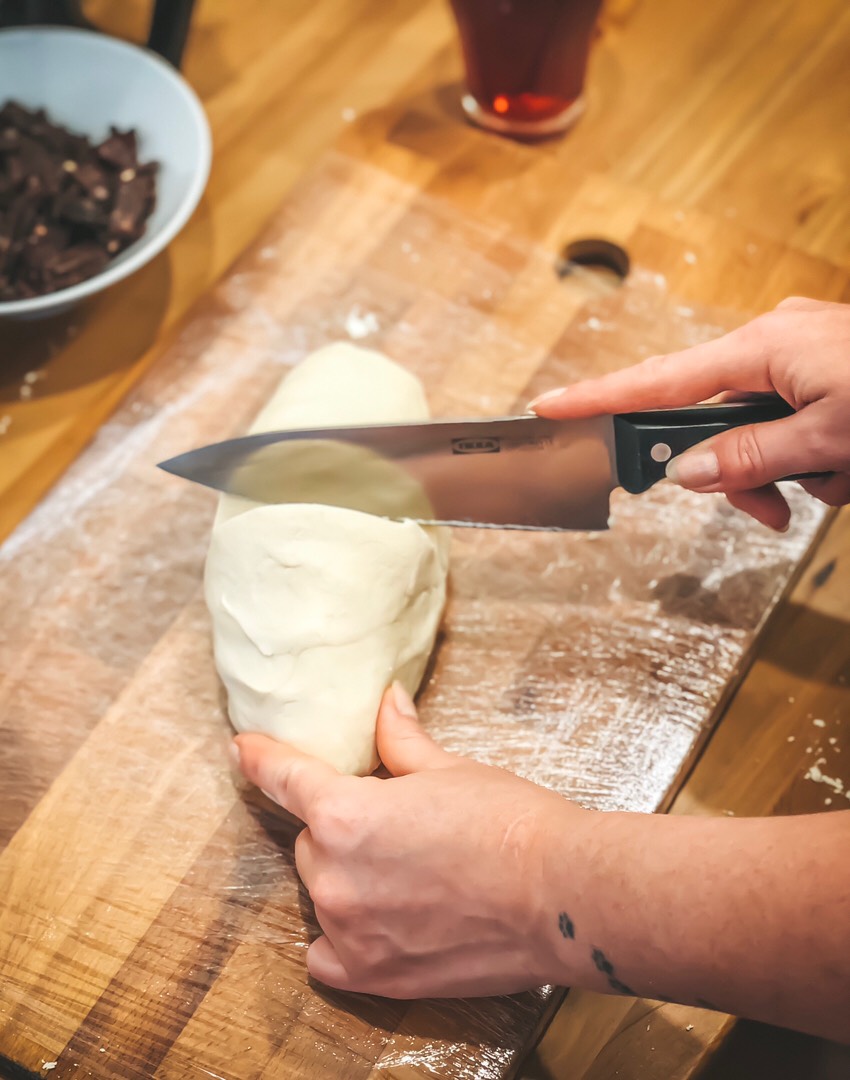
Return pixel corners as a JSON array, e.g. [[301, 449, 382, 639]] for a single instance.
[[804, 758, 847, 799], [19, 369, 46, 400], [344, 305, 380, 340]]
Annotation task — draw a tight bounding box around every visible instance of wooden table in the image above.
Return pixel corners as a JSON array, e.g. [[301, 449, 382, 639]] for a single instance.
[[1, 1, 848, 1077]]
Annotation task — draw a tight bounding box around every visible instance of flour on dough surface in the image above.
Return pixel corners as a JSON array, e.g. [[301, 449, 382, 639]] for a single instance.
[[205, 343, 449, 776]]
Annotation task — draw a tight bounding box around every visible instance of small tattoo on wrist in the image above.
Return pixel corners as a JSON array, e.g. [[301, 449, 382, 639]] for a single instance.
[[558, 912, 575, 939], [591, 946, 635, 997]]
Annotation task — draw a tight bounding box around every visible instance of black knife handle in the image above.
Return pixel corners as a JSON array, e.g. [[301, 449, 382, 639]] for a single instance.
[[612, 398, 824, 494]]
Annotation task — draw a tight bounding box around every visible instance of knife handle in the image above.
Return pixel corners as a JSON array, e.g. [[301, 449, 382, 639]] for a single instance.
[[612, 398, 823, 494]]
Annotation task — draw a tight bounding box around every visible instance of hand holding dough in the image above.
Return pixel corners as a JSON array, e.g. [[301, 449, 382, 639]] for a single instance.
[[204, 344, 449, 776]]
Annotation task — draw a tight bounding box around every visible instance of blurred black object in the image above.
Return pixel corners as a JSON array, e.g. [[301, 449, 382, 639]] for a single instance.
[[0, 0, 197, 69]]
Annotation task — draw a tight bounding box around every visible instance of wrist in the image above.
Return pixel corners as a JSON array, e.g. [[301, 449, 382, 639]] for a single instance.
[[527, 796, 597, 986]]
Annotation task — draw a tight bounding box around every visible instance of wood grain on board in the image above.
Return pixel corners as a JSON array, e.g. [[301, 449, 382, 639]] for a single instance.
[[0, 144, 844, 1079], [1, 0, 849, 1077], [524, 513, 850, 1080], [2, 0, 850, 540]]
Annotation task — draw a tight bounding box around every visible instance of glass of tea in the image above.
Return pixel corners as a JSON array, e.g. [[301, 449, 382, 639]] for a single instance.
[[448, 0, 603, 138]]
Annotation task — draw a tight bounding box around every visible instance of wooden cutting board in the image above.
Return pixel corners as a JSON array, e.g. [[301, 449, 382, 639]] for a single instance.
[[0, 142, 841, 1080]]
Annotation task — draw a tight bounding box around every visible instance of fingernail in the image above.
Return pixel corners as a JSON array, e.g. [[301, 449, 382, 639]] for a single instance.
[[228, 740, 241, 769], [261, 788, 280, 805], [777, 521, 791, 534], [392, 680, 418, 718], [526, 387, 566, 411], [666, 449, 720, 490]]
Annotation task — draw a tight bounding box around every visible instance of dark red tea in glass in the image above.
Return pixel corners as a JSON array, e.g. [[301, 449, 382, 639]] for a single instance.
[[448, 0, 603, 137]]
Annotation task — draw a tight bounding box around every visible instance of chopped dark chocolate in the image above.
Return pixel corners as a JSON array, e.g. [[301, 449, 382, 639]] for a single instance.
[[0, 127, 20, 152], [73, 161, 113, 199], [55, 189, 111, 228], [96, 128, 138, 171], [0, 100, 158, 301], [110, 172, 156, 241], [0, 101, 39, 130], [48, 242, 110, 282]]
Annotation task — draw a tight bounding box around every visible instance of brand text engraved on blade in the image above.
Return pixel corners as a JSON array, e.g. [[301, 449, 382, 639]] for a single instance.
[[451, 437, 501, 454]]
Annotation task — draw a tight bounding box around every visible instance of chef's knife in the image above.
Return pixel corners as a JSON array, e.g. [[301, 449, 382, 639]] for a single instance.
[[158, 398, 798, 531]]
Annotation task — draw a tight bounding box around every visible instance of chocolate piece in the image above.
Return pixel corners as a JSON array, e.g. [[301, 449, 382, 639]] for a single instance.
[[73, 161, 114, 201], [96, 128, 138, 171], [20, 225, 67, 284], [5, 191, 38, 243], [48, 242, 110, 283], [55, 190, 110, 228], [0, 101, 158, 300], [19, 136, 64, 198], [0, 127, 19, 152], [0, 101, 40, 131], [110, 172, 156, 240]]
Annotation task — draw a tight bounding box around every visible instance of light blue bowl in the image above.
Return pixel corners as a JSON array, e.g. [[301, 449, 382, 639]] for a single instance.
[[0, 26, 212, 319]]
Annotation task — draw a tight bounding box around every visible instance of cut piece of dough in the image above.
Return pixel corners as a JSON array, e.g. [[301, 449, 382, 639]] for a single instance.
[[204, 343, 449, 776]]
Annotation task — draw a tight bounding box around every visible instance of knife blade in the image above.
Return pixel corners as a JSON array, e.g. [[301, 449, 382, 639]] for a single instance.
[[157, 397, 795, 531]]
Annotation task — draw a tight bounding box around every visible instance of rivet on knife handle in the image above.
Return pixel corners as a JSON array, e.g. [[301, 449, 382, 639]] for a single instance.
[[613, 398, 797, 495]]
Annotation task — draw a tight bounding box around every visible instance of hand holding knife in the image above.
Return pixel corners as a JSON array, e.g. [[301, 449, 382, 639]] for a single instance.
[[160, 299, 849, 533], [158, 398, 801, 531]]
